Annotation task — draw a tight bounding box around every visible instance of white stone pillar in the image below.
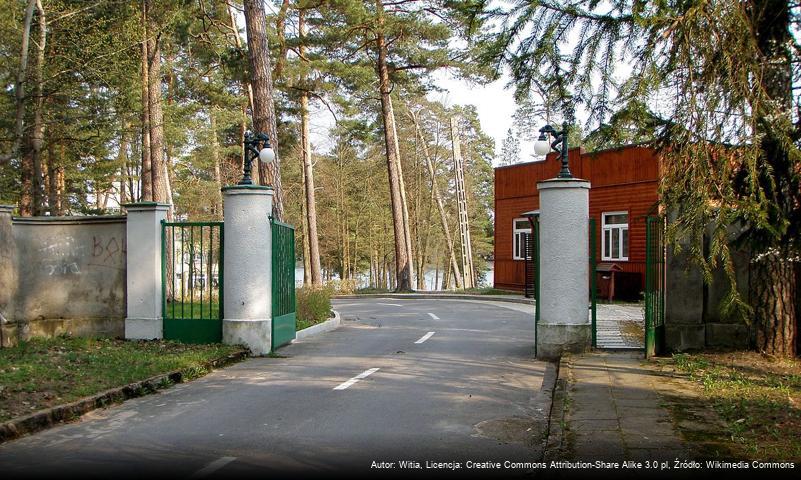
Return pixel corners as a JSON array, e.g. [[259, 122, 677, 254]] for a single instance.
[[222, 185, 273, 355], [124, 202, 169, 339], [536, 179, 591, 360]]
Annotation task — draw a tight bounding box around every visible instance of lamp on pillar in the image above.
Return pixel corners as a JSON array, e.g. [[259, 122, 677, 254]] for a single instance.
[[531, 99, 591, 359], [533, 122, 572, 178], [240, 131, 276, 185]]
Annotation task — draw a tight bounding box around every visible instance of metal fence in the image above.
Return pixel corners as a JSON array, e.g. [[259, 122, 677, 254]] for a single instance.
[[161, 221, 224, 343]]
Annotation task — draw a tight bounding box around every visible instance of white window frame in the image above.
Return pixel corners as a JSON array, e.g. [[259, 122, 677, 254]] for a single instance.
[[512, 217, 532, 260], [601, 211, 629, 261]]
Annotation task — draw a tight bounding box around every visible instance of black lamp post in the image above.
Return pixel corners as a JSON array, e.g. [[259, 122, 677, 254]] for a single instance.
[[533, 121, 572, 179], [240, 131, 275, 185]]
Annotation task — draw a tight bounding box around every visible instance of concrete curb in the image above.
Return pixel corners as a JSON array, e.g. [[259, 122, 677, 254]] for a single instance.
[[0, 349, 248, 444], [334, 293, 536, 306], [530, 359, 560, 460], [543, 355, 572, 461], [292, 310, 341, 342]]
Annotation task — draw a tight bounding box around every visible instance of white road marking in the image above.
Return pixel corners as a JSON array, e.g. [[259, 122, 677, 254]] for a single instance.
[[415, 331, 436, 344], [427, 312, 439, 320], [333, 368, 380, 391], [190, 456, 237, 479], [377, 302, 403, 307]]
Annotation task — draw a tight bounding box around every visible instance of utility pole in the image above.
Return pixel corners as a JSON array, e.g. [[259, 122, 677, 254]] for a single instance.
[[451, 117, 475, 289]]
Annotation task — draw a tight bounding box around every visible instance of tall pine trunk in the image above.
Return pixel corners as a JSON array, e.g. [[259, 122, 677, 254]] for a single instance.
[[299, 11, 322, 286], [389, 96, 414, 286], [243, 0, 284, 219], [20, 1, 46, 216], [227, 2, 256, 181], [117, 127, 130, 205], [46, 141, 62, 214], [30, 0, 46, 215], [3, 0, 36, 167], [140, 0, 152, 201], [751, 0, 797, 356], [301, 171, 311, 286], [753, 249, 796, 355], [375, 0, 411, 291], [408, 108, 464, 288], [210, 111, 223, 219], [147, 29, 167, 204]]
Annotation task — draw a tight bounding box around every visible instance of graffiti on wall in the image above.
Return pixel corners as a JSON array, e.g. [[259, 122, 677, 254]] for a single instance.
[[90, 235, 125, 267], [38, 235, 86, 276], [37, 234, 125, 276]]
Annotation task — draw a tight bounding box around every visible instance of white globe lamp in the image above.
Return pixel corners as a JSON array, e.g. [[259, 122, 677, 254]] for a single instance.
[[259, 147, 275, 164], [533, 135, 551, 156]]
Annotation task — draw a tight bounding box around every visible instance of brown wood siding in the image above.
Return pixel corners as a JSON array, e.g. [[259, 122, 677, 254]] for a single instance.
[[494, 146, 659, 291]]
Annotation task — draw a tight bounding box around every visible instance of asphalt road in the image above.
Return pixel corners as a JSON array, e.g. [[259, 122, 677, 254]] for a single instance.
[[0, 298, 548, 478]]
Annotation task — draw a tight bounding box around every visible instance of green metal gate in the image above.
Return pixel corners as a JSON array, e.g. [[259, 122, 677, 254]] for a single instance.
[[271, 218, 296, 350], [162, 221, 224, 343], [589, 218, 598, 348], [645, 216, 666, 357]]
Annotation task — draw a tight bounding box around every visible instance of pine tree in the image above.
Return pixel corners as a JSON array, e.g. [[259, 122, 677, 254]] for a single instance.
[[469, 0, 801, 356], [314, 0, 472, 291], [498, 128, 520, 166]]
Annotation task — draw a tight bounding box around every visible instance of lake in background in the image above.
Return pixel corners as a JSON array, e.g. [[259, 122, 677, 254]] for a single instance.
[[294, 261, 495, 291]]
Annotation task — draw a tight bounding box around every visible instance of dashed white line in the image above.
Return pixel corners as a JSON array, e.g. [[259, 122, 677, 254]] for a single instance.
[[427, 312, 439, 320], [377, 302, 403, 307], [190, 456, 237, 478], [415, 331, 436, 344], [333, 367, 380, 390]]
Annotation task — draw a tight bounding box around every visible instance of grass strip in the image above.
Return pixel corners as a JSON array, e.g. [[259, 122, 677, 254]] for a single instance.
[[0, 335, 242, 423], [672, 352, 801, 461]]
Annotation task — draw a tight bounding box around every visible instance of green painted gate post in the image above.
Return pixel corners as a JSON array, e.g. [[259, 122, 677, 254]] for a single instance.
[[645, 217, 654, 357], [533, 217, 540, 357], [590, 218, 597, 348], [645, 216, 665, 358]]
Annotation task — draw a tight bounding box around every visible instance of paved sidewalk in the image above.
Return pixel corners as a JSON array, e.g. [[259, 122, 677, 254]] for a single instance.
[[547, 351, 691, 461]]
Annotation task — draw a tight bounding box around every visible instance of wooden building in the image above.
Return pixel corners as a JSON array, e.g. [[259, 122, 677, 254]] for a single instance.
[[494, 145, 660, 298]]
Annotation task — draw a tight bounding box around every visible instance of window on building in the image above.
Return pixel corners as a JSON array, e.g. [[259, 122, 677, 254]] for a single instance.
[[602, 212, 629, 261], [513, 218, 532, 260]]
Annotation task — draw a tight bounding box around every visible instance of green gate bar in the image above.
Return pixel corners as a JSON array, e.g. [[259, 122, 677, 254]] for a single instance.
[[533, 217, 540, 357], [271, 218, 297, 350], [162, 221, 224, 344], [589, 218, 597, 348], [645, 216, 665, 357]]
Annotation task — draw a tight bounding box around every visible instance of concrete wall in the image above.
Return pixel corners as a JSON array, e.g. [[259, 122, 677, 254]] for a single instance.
[[0, 207, 17, 347], [1, 215, 126, 346], [665, 222, 751, 352]]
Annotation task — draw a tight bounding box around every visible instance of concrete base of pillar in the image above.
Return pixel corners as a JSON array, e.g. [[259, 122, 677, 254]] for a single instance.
[[223, 318, 272, 356], [537, 323, 591, 360], [706, 323, 749, 349], [665, 325, 705, 352], [125, 317, 162, 340]]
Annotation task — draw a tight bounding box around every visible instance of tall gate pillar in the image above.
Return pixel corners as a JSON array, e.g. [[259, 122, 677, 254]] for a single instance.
[[125, 202, 170, 340], [536, 179, 591, 360], [221, 185, 273, 355]]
